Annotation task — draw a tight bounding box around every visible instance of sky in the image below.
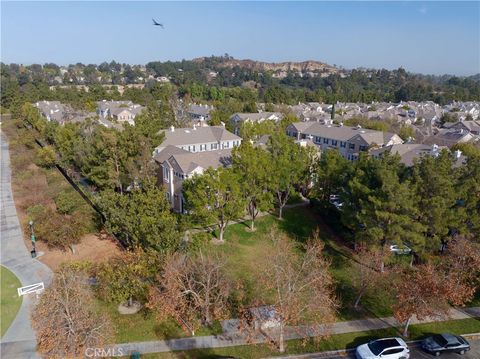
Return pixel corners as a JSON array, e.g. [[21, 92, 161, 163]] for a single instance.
[[1, 1, 479, 76]]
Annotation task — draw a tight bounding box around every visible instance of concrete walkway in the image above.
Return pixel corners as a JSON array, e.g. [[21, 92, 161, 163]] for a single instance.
[[108, 307, 480, 356], [0, 133, 53, 359]]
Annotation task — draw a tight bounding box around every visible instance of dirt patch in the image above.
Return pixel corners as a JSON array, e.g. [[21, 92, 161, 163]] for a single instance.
[[33, 233, 123, 271]]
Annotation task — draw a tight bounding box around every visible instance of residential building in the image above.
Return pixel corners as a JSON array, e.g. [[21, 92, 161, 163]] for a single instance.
[[33, 100, 95, 125], [153, 125, 241, 212], [286, 121, 403, 160], [154, 146, 233, 212], [188, 103, 213, 123], [33, 101, 66, 123], [423, 128, 477, 148], [96, 100, 145, 125], [153, 125, 242, 155], [229, 112, 283, 135]]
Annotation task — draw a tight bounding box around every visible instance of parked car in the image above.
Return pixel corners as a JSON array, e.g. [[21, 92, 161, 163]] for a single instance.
[[356, 337, 410, 359], [422, 333, 470, 356], [329, 194, 344, 211], [389, 244, 412, 255]]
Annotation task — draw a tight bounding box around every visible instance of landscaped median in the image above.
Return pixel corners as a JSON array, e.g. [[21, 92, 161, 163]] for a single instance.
[[110, 311, 480, 358], [0, 265, 23, 337]]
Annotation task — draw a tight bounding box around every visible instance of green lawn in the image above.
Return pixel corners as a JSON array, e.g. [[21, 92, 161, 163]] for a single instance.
[[201, 207, 396, 321], [136, 318, 480, 359], [103, 206, 480, 345], [1, 266, 22, 337]]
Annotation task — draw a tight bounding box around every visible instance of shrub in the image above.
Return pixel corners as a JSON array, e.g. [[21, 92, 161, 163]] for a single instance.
[[55, 190, 82, 215], [35, 146, 57, 168]]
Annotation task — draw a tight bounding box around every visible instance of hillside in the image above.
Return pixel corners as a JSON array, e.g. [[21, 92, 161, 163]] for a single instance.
[[193, 57, 339, 75]]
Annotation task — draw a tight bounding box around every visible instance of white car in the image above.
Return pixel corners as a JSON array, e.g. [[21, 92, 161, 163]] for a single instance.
[[389, 244, 412, 255], [356, 337, 410, 359]]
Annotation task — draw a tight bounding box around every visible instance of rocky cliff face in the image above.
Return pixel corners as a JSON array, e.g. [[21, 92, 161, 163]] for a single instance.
[[194, 57, 338, 74]]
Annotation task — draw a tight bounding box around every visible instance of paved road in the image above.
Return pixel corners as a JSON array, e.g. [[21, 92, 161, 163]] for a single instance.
[[295, 339, 480, 359], [0, 133, 53, 358]]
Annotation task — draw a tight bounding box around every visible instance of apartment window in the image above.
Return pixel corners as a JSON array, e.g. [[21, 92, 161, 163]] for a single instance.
[[340, 141, 346, 148], [211, 143, 218, 150], [359, 145, 367, 151], [166, 192, 171, 201], [224, 141, 230, 148], [192, 145, 196, 152], [323, 138, 329, 144], [188, 145, 193, 152], [163, 167, 170, 182], [315, 136, 321, 143], [349, 143, 355, 149], [332, 140, 338, 146], [301, 134, 306, 139]]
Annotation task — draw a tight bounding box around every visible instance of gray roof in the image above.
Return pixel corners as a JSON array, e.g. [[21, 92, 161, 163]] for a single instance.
[[230, 112, 282, 123], [290, 122, 401, 145], [157, 148, 233, 175], [423, 129, 475, 147], [371, 144, 449, 166], [158, 126, 241, 148], [188, 104, 213, 117]]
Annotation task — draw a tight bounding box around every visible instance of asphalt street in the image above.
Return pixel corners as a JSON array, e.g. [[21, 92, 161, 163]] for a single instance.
[[302, 339, 480, 359]]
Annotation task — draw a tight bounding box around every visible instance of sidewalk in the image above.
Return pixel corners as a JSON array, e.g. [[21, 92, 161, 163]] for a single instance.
[[0, 133, 53, 359], [108, 307, 480, 356]]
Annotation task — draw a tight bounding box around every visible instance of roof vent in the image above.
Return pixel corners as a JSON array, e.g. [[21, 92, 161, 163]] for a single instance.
[[185, 130, 190, 133], [356, 124, 362, 129], [170, 126, 175, 132]]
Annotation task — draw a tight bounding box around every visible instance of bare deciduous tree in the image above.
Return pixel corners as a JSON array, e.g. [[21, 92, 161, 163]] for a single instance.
[[32, 266, 112, 358], [352, 246, 386, 309], [147, 251, 231, 335], [243, 228, 338, 353]]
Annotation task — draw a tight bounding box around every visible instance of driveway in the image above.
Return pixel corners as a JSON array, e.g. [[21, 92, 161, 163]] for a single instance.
[[0, 133, 53, 358]]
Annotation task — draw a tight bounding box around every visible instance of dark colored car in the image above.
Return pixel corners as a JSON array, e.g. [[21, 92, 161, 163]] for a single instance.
[[422, 333, 470, 356]]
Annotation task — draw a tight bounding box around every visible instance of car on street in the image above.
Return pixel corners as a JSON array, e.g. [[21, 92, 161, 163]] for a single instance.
[[422, 333, 470, 356], [355, 337, 410, 359], [389, 244, 412, 255]]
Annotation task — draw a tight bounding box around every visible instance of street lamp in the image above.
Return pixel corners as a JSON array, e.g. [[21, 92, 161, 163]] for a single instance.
[[29, 220, 37, 258]]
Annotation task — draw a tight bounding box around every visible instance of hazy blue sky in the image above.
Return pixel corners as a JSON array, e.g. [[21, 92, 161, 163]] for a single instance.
[[1, 1, 479, 75]]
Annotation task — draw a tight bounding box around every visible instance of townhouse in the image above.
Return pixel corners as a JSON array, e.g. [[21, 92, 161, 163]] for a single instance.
[[286, 121, 403, 160], [153, 125, 242, 212], [96, 100, 145, 126], [229, 112, 283, 135]]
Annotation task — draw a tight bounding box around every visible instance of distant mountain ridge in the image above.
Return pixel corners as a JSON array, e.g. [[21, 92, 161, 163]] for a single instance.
[[192, 57, 339, 75]]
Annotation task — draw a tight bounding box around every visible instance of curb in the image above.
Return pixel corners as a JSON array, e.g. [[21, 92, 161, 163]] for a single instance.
[[266, 333, 480, 358]]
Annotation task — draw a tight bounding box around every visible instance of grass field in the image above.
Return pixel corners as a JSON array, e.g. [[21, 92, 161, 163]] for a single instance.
[[105, 205, 479, 344], [136, 318, 480, 358], [0, 265, 23, 337]]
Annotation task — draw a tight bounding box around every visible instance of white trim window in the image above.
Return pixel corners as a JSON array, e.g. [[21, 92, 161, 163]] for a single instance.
[[163, 166, 170, 182]]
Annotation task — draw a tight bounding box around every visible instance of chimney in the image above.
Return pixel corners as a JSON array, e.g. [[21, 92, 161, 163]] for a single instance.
[[170, 126, 175, 132]]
